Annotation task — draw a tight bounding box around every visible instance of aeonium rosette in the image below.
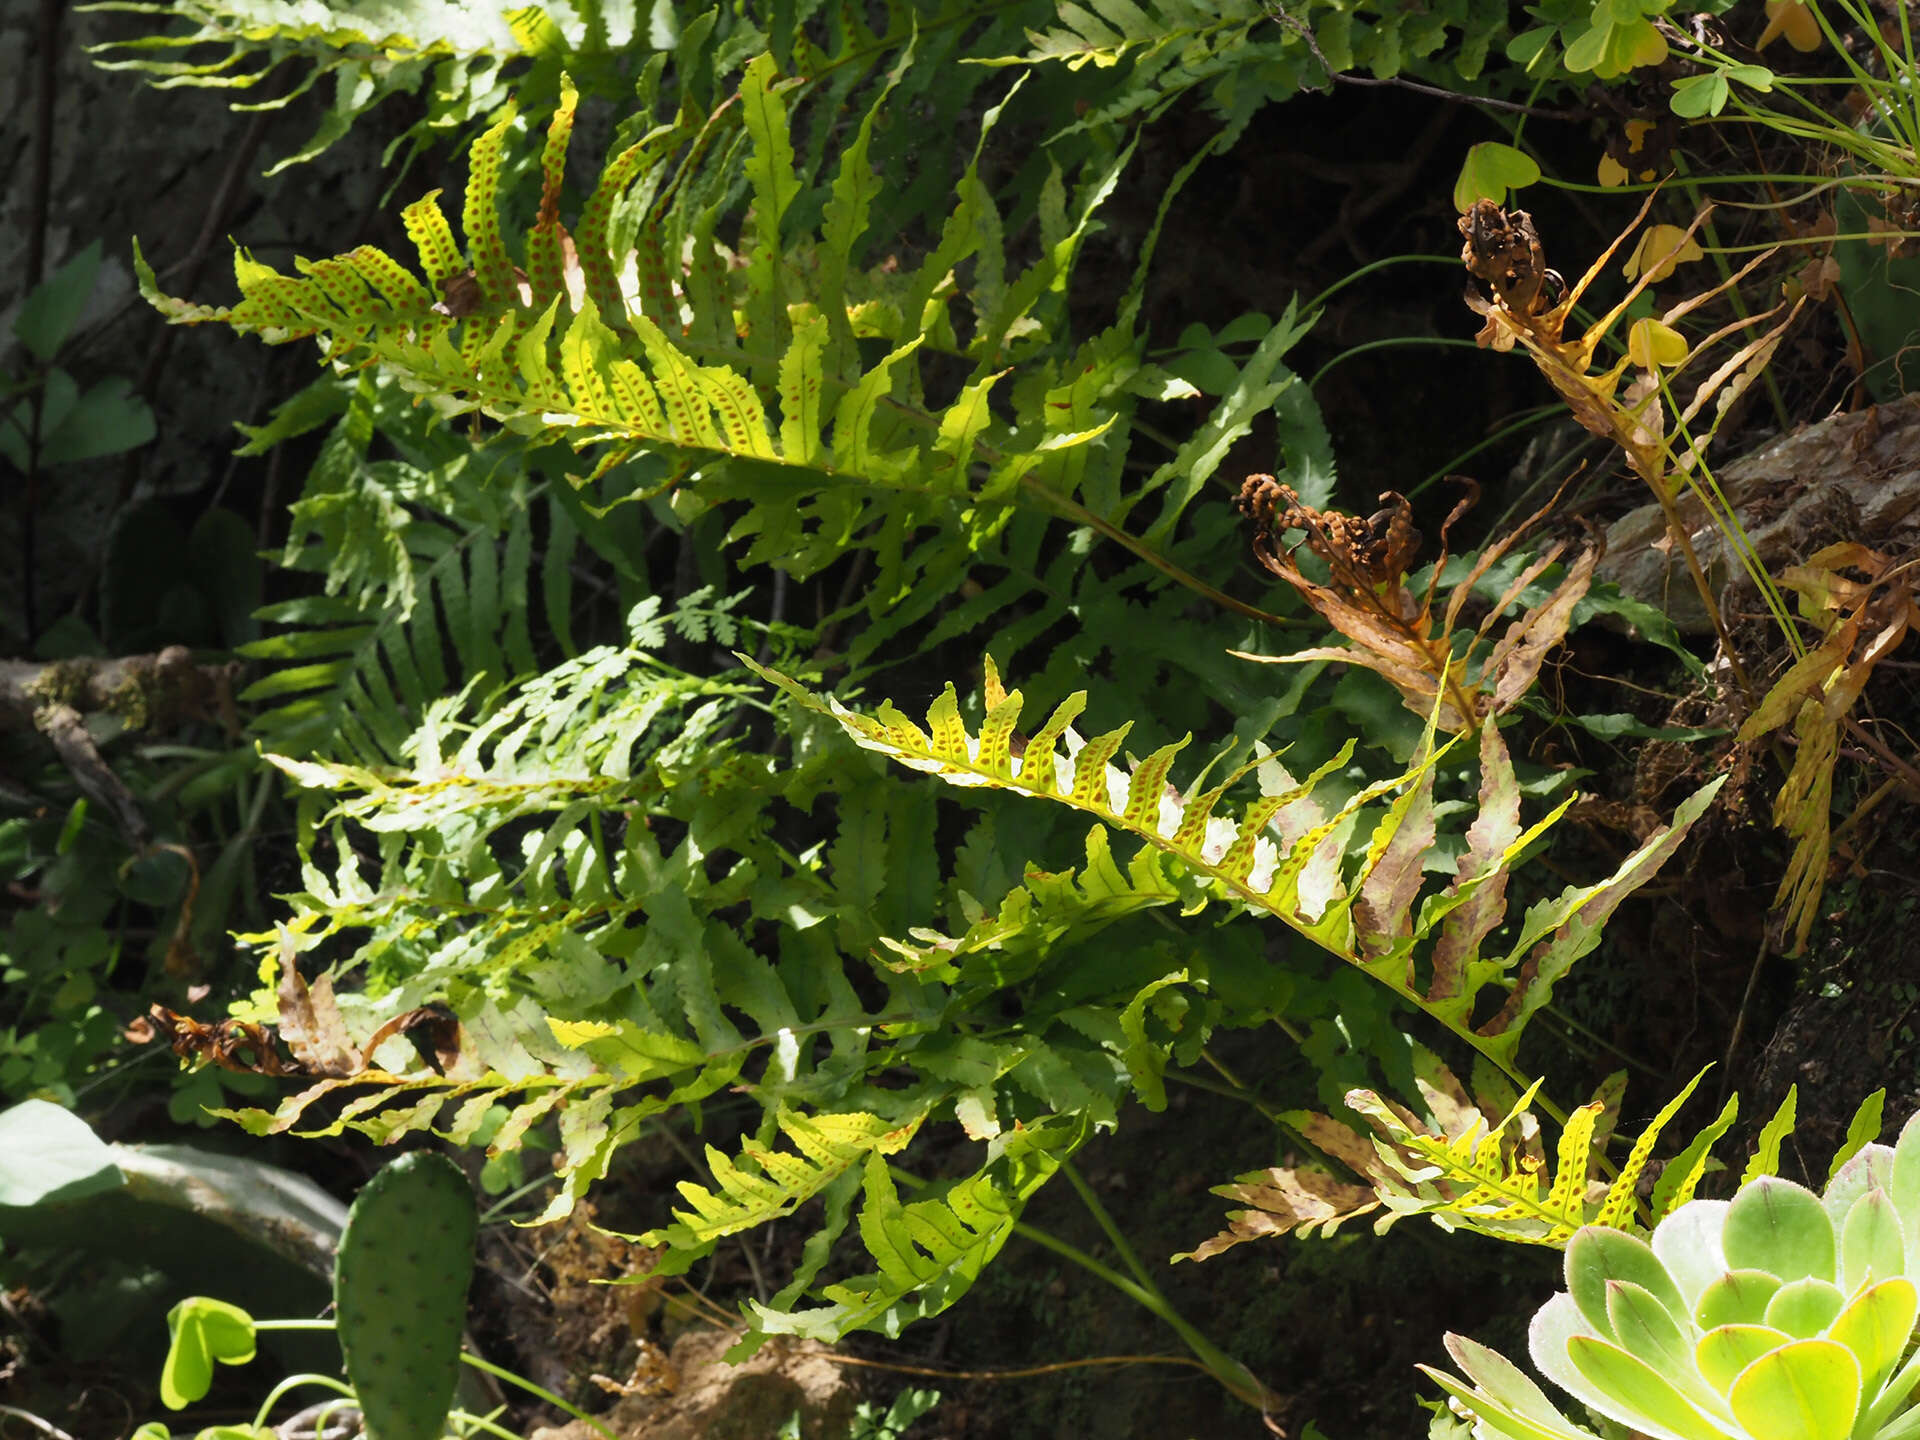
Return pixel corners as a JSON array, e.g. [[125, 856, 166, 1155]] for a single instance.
[[1427, 1113, 1920, 1440]]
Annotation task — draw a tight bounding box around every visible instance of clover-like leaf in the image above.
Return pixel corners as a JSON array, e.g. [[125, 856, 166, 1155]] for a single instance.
[[1670, 73, 1730, 119], [1628, 318, 1689, 368], [1454, 142, 1542, 212], [1622, 225, 1705, 283], [161, 1297, 258, 1409]]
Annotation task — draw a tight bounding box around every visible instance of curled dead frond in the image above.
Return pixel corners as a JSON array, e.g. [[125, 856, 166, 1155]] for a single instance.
[[1234, 477, 1597, 733], [1738, 545, 1920, 952]]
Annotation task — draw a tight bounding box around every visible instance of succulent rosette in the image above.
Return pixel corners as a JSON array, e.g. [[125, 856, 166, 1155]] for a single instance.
[[1427, 1114, 1920, 1440]]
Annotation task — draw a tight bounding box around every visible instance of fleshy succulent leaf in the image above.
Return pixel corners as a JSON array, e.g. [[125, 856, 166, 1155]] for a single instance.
[[1563, 1334, 1726, 1440], [1723, 1177, 1836, 1285], [1652, 1199, 1731, 1310], [1606, 1281, 1712, 1405], [1420, 1363, 1597, 1440], [1694, 1322, 1791, 1395], [1891, 1111, 1920, 1254], [1840, 1187, 1906, 1294], [1726, 1338, 1859, 1440], [1568, 1228, 1688, 1339], [1827, 1277, 1918, 1400], [1696, 1269, 1785, 1331], [1764, 1276, 1845, 1338], [1444, 1332, 1583, 1426]]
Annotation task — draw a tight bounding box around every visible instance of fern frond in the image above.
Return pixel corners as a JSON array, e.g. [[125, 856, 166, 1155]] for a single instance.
[[748, 657, 1724, 1077], [992, 0, 1513, 142], [876, 824, 1186, 982], [1185, 1060, 1738, 1257], [746, 1117, 1084, 1344], [138, 57, 1133, 613], [643, 1108, 927, 1249], [81, 0, 633, 171]]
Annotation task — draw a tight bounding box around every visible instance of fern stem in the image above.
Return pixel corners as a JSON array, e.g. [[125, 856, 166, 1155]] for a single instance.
[[1667, 152, 1792, 432], [1034, 486, 1306, 630], [1061, 1160, 1154, 1292], [1009, 1218, 1276, 1412]]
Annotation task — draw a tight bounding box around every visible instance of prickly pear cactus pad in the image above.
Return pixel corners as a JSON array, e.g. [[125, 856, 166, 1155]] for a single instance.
[[334, 1151, 476, 1440], [1425, 1112, 1920, 1440]]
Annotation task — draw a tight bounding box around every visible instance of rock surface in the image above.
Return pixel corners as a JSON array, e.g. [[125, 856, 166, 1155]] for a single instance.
[[1596, 396, 1920, 633], [529, 1327, 858, 1440]]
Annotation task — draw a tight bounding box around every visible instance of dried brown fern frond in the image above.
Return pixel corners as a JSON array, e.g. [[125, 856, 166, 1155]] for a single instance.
[[1234, 478, 1595, 733]]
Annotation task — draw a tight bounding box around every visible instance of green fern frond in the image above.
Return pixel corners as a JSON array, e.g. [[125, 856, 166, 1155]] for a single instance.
[[877, 824, 1186, 981], [643, 1108, 928, 1248], [748, 657, 1724, 1079], [746, 1116, 1085, 1344], [83, 0, 681, 172], [990, 0, 1513, 141], [138, 57, 1132, 610]]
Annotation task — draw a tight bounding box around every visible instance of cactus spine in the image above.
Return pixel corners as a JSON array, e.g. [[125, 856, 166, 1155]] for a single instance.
[[334, 1151, 476, 1440]]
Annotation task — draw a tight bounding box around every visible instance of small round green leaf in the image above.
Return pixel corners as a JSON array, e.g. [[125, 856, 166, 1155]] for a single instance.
[[1766, 1277, 1845, 1338], [1453, 142, 1542, 212], [1697, 1269, 1784, 1330], [1728, 1338, 1860, 1440], [1505, 26, 1556, 65], [161, 1297, 258, 1409]]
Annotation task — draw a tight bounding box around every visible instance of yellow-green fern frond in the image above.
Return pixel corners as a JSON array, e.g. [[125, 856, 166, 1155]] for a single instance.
[[748, 657, 1724, 1077]]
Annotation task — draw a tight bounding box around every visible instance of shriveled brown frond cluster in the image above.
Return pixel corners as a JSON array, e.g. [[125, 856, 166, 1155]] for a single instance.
[[1235, 476, 1596, 734]]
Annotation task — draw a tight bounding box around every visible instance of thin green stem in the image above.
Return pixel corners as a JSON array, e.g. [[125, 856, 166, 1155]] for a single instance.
[[1409, 405, 1561, 502], [1061, 1160, 1154, 1292], [1305, 254, 1460, 312], [461, 1353, 621, 1440], [249, 1373, 354, 1432], [1308, 336, 1487, 392], [1010, 1218, 1275, 1412], [448, 1409, 526, 1440]]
